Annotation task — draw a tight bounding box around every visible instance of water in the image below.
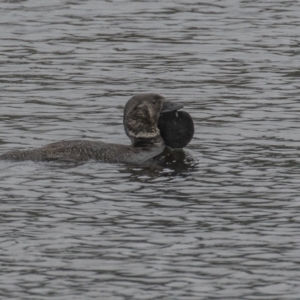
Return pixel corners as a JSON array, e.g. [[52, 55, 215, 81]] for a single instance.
[[1, 0, 300, 299]]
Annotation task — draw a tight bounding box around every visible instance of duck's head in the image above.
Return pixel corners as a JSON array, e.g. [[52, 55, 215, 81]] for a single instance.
[[124, 93, 194, 148]]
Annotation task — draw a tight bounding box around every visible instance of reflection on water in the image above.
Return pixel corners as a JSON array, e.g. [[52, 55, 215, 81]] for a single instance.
[[1, 0, 300, 299]]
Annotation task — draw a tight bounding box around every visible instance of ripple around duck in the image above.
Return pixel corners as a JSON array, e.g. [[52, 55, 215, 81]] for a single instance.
[[1, 0, 300, 299]]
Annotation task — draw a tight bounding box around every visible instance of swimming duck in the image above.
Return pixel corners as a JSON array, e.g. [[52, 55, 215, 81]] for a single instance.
[[0, 93, 194, 165]]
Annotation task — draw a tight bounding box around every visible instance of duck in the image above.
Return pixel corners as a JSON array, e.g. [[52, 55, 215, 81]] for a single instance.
[[0, 93, 194, 165]]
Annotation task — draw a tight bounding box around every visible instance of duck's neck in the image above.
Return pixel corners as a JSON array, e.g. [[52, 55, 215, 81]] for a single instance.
[[132, 135, 164, 148]]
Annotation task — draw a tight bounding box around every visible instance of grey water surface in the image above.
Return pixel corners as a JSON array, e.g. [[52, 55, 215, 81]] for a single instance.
[[1, 0, 300, 299]]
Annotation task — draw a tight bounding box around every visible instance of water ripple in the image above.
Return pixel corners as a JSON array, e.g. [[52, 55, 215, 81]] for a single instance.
[[1, 0, 300, 299]]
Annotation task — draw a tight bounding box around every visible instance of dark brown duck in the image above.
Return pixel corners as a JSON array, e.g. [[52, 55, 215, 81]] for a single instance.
[[0, 94, 194, 165]]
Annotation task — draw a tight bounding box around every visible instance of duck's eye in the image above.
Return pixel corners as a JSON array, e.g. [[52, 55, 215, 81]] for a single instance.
[[153, 95, 162, 103]]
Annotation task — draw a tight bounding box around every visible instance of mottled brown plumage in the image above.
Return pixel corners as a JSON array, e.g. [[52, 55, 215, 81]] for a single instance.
[[0, 140, 165, 164]]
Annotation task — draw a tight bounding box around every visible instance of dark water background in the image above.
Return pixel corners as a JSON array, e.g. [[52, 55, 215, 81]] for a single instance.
[[1, 0, 300, 299]]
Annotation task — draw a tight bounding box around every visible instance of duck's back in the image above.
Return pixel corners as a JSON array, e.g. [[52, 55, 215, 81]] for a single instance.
[[0, 140, 164, 165]]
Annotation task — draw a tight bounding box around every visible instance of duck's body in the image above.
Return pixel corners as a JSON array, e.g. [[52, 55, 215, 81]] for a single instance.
[[0, 139, 165, 165], [0, 94, 194, 165]]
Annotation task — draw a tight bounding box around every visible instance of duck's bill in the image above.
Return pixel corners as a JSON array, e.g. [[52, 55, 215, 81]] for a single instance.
[[160, 101, 183, 114]]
